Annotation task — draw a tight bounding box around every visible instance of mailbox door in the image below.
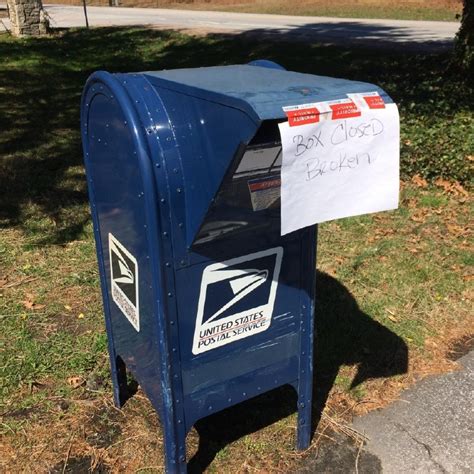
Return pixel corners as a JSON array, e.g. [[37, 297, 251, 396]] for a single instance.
[[174, 233, 313, 430]]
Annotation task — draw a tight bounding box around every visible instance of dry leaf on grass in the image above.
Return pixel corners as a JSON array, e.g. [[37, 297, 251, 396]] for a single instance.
[[434, 178, 469, 197], [411, 174, 428, 188], [446, 224, 469, 236], [21, 293, 46, 311], [451, 182, 469, 197], [67, 376, 84, 389]]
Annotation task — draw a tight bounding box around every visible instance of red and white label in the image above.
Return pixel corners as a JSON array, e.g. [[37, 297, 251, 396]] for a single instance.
[[283, 92, 386, 127], [284, 98, 363, 126], [347, 92, 386, 110], [283, 105, 320, 127], [329, 100, 361, 119], [364, 95, 385, 109], [248, 177, 281, 192]]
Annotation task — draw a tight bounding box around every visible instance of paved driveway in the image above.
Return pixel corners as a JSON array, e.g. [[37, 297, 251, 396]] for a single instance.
[[1, 4, 459, 51]]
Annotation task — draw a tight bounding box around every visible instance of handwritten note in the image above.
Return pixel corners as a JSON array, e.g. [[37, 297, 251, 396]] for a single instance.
[[278, 95, 399, 235]]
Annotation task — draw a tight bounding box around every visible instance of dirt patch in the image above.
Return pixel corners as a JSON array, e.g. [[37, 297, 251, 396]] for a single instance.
[[30, 310, 96, 338], [3, 406, 41, 420], [50, 456, 109, 473], [447, 334, 474, 361], [86, 405, 123, 448], [296, 431, 382, 474]]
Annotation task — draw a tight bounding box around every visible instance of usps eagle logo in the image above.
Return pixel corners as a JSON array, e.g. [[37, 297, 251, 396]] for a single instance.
[[192, 247, 283, 354], [109, 233, 139, 331]]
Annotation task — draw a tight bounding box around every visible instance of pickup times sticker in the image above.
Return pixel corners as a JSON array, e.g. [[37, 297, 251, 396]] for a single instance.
[[192, 247, 283, 355], [109, 233, 139, 332]]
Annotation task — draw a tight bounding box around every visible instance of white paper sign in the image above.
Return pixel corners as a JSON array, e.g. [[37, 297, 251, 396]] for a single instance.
[[278, 96, 399, 235]]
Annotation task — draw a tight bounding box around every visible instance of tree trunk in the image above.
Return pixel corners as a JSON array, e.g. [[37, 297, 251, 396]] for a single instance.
[[454, 0, 473, 76], [7, 0, 49, 36]]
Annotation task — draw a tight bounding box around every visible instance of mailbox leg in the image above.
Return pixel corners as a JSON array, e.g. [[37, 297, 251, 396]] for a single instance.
[[296, 400, 312, 450], [163, 431, 187, 474], [110, 354, 129, 408]]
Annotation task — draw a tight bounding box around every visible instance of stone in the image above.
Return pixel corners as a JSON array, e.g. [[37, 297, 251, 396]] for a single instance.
[[7, 0, 49, 36]]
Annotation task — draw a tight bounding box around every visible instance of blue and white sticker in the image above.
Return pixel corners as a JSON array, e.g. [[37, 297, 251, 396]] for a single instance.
[[109, 233, 139, 332], [192, 247, 283, 354]]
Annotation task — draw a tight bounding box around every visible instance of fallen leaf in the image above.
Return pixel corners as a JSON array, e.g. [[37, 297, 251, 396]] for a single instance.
[[375, 228, 395, 236], [434, 178, 469, 197], [447, 224, 467, 236], [64, 305, 72, 311], [411, 174, 428, 188], [451, 182, 469, 197], [434, 178, 452, 191], [21, 294, 45, 311], [22, 300, 34, 310], [67, 376, 84, 389], [78, 313, 85, 319]]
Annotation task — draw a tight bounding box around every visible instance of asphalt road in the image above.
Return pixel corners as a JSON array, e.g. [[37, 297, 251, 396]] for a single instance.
[[1, 4, 459, 51], [299, 351, 474, 473], [353, 350, 474, 473]]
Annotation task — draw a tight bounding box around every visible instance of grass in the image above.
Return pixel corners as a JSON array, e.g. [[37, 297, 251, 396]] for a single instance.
[[49, 0, 463, 22], [0, 26, 473, 472], [161, 0, 462, 22]]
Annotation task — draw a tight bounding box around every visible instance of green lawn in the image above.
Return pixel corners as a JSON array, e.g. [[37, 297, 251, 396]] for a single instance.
[[51, 0, 463, 22], [155, 0, 461, 22], [0, 27, 472, 472]]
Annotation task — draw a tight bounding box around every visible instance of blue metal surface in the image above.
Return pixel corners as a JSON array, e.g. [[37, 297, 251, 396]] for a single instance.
[[81, 62, 392, 473], [143, 65, 391, 246], [248, 59, 287, 70], [144, 64, 392, 121]]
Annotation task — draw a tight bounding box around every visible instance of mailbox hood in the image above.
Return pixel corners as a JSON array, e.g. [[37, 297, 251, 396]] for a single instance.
[[144, 64, 391, 123], [82, 63, 393, 257]]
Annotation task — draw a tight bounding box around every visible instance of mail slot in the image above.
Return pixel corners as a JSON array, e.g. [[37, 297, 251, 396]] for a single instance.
[[81, 60, 391, 473]]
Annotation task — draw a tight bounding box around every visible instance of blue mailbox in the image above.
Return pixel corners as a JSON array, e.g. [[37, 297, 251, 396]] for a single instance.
[[81, 61, 390, 472]]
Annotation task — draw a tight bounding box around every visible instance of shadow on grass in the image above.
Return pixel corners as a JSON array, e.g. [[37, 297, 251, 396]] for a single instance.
[[187, 271, 408, 472], [0, 25, 471, 244]]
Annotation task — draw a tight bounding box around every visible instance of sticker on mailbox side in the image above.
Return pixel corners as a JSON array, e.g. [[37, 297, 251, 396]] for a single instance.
[[248, 175, 281, 211], [192, 247, 283, 355], [109, 233, 140, 332]]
